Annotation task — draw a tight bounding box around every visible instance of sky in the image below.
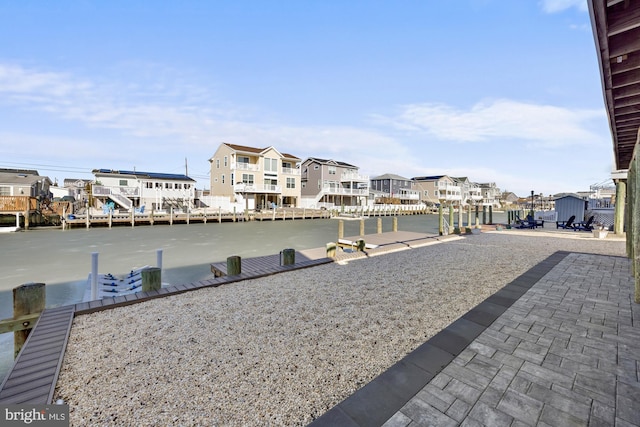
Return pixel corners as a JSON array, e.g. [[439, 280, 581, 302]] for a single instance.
[[0, 0, 614, 196]]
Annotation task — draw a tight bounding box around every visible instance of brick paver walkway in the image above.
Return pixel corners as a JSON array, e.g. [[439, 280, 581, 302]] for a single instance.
[[387, 253, 640, 426], [312, 252, 640, 426]]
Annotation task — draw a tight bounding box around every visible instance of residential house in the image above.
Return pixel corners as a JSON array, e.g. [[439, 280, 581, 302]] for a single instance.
[[412, 175, 462, 206], [209, 143, 301, 209], [478, 183, 501, 208], [370, 173, 419, 204], [500, 191, 520, 209], [0, 169, 52, 199], [92, 169, 196, 212], [452, 177, 483, 206], [300, 158, 369, 207]]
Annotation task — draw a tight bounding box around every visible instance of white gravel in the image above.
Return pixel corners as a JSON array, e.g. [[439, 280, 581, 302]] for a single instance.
[[53, 232, 626, 426]]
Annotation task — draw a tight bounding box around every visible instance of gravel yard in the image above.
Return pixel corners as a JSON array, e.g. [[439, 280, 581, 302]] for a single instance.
[[53, 232, 626, 426]]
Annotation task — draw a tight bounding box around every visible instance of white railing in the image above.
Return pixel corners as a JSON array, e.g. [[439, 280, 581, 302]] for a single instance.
[[92, 185, 139, 197], [320, 186, 368, 196], [341, 172, 369, 182], [234, 183, 282, 193], [232, 162, 260, 172], [282, 167, 300, 175]]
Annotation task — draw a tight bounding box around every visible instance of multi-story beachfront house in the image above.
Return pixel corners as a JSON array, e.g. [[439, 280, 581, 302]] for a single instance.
[[451, 177, 483, 206], [91, 169, 196, 212], [478, 182, 501, 208], [300, 158, 369, 208], [370, 173, 420, 204], [209, 143, 301, 210], [412, 175, 462, 206]]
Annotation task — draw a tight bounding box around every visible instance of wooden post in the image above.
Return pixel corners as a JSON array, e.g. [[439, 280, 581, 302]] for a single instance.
[[467, 205, 472, 229], [393, 216, 398, 232], [360, 219, 365, 236], [227, 255, 242, 276], [218, 207, 222, 223], [85, 205, 89, 229], [233, 206, 237, 222], [475, 206, 480, 228], [377, 217, 382, 233], [108, 210, 113, 228], [141, 267, 161, 292], [439, 204, 444, 236], [326, 242, 336, 258], [187, 208, 190, 224], [457, 204, 463, 230], [170, 207, 174, 225], [338, 220, 344, 239], [482, 206, 487, 225], [489, 205, 493, 224], [150, 207, 155, 225], [281, 248, 295, 265], [615, 180, 626, 235], [630, 145, 640, 303], [449, 205, 454, 234], [13, 283, 45, 358], [131, 209, 135, 227]]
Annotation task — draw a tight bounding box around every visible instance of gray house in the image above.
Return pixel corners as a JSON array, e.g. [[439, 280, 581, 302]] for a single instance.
[[0, 169, 52, 198], [554, 193, 588, 223]]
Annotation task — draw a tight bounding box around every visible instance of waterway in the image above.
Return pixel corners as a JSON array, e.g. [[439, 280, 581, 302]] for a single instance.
[[0, 212, 506, 382]]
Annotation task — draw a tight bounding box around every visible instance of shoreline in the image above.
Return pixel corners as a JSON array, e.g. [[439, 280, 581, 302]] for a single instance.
[[52, 232, 625, 426]]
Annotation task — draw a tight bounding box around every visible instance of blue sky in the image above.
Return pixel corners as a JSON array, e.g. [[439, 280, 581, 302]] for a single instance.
[[0, 0, 611, 196]]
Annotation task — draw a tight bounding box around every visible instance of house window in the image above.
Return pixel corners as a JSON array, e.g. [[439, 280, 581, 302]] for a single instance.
[[328, 166, 336, 175], [231, 173, 234, 185], [286, 178, 295, 189], [221, 175, 225, 184], [145, 182, 153, 189], [119, 180, 128, 186], [165, 183, 173, 189], [216, 159, 220, 169], [0, 186, 10, 196], [301, 182, 306, 189], [184, 184, 190, 189], [242, 174, 254, 185], [314, 165, 319, 170], [175, 183, 182, 189], [155, 182, 162, 188], [224, 156, 228, 167], [424, 190, 428, 197], [238, 156, 249, 164], [265, 158, 277, 172]]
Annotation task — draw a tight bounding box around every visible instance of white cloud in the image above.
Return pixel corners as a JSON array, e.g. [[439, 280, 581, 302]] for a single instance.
[[375, 99, 606, 148], [539, 0, 588, 13]]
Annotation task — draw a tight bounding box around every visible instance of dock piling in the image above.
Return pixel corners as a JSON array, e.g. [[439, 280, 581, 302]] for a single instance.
[[142, 267, 162, 292], [227, 256, 242, 275], [12, 283, 45, 358]]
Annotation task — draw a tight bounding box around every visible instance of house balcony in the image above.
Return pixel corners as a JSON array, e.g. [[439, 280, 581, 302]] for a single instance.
[[341, 172, 369, 182], [282, 167, 300, 175], [320, 186, 368, 196], [231, 162, 261, 172], [92, 185, 140, 197], [234, 183, 282, 194]]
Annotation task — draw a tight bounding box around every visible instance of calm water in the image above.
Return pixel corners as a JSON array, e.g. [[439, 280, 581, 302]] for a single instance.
[[0, 212, 505, 381]]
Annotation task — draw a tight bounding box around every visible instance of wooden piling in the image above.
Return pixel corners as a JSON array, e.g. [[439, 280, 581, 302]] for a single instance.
[[439, 204, 444, 236], [489, 205, 493, 224], [338, 220, 344, 239], [393, 216, 398, 232], [13, 283, 45, 358], [227, 256, 242, 276], [449, 205, 454, 235], [141, 267, 162, 292], [281, 248, 295, 265], [326, 242, 337, 258], [377, 217, 382, 233], [360, 219, 365, 236]]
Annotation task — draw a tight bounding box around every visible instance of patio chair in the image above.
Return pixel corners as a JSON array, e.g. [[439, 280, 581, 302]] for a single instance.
[[515, 214, 535, 229], [573, 216, 595, 231], [556, 215, 576, 229]]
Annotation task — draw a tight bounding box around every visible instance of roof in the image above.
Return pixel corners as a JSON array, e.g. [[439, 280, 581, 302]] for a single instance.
[[223, 143, 300, 160], [0, 168, 39, 176], [371, 173, 411, 181], [552, 193, 584, 201], [303, 157, 358, 169], [411, 175, 447, 181], [589, 0, 640, 170], [92, 169, 196, 182], [0, 170, 50, 186]]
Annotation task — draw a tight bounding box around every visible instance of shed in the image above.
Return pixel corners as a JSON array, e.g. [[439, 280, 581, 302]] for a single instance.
[[554, 194, 587, 223]]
